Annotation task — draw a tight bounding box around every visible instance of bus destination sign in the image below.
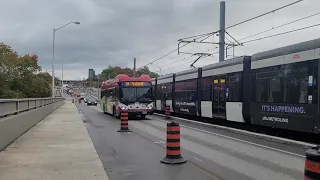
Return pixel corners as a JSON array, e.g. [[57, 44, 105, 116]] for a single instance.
[[120, 82, 151, 87]]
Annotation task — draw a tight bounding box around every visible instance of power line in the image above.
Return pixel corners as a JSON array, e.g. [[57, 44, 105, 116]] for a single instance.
[[159, 55, 193, 68], [157, 22, 320, 74], [226, 0, 304, 30], [239, 11, 320, 41], [143, 43, 190, 67], [161, 51, 220, 72], [178, 0, 304, 41], [225, 36, 233, 44], [158, 47, 218, 68], [160, 60, 197, 72], [226, 31, 241, 45], [242, 23, 320, 44], [178, 31, 217, 41]]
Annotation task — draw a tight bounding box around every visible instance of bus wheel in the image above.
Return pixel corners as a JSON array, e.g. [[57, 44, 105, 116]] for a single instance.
[[141, 114, 146, 120], [113, 107, 119, 119], [103, 105, 107, 114]]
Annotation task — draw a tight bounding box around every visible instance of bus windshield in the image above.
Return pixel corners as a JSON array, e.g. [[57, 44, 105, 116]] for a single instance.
[[119, 87, 152, 103]]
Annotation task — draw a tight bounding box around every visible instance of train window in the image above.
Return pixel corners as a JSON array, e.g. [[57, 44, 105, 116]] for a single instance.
[[255, 67, 284, 103], [284, 66, 309, 104], [175, 79, 197, 103], [156, 84, 161, 100], [165, 83, 173, 100], [201, 77, 212, 101], [227, 73, 242, 102], [157, 83, 173, 100]]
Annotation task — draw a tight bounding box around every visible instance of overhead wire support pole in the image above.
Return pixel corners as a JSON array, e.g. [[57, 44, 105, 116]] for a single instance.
[[177, 0, 304, 46], [219, 1, 226, 62], [133, 58, 136, 77]]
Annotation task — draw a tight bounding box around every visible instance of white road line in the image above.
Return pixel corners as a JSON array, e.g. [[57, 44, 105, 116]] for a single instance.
[[193, 157, 203, 162], [155, 118, 306, 158], [154, 113, 316, 148], [153, 141, 165, 144]]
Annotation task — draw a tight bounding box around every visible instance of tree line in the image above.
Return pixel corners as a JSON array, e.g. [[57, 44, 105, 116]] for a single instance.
[[97, 65, 159, 81], [84, 66, 159, 88], [0, 43, 58, 99]]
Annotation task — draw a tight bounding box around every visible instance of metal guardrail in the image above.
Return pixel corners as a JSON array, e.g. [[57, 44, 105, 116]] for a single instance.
[[0, 98, 65, 118]]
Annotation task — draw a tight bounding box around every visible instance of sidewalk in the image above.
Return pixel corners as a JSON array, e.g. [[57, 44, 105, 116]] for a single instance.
[[0, 101, 109, 180]]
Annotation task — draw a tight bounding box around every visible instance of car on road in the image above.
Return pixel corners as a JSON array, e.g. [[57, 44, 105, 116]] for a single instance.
[[84, 97, 89, 103], [86, 98, 98, 106], [80, 93, 86, 100]]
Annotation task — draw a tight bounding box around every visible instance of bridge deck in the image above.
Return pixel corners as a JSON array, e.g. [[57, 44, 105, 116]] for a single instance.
[[0, 101, 109, 180]]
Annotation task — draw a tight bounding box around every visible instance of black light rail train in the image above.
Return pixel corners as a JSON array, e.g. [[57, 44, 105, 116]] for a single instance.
[[152, 38, 320, 134]]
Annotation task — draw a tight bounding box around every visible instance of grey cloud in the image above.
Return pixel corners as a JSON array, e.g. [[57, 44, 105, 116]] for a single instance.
[[1, 0, 320, 79]]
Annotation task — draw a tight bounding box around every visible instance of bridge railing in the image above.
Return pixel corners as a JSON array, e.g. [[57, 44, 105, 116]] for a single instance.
[[0, 98, 65, 118]]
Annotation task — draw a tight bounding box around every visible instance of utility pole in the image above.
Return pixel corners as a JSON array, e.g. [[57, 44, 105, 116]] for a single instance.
[[133, 58, 136, 77], [61, 63, 64, 97], [219, 1, 226, 62], [52, 29, 56, 98], [97, 75, 100, 99]]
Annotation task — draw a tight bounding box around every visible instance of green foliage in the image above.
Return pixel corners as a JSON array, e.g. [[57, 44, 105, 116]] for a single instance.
[[0, 43, 54, 98], [98, 65, 159, 81]]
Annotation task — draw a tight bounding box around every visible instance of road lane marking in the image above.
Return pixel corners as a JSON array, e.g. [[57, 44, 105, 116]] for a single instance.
[[153, 141, 165, 144], [155, 118, 306, 158], [193, 157, 203, 162], [153, 113, 316, 148]]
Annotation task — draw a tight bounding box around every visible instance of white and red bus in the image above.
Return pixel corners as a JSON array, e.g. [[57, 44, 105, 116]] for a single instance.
[[100, 74, 154, 119]]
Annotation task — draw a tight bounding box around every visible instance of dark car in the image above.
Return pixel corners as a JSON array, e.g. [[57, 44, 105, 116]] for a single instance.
[[86, 98, 98, 106]]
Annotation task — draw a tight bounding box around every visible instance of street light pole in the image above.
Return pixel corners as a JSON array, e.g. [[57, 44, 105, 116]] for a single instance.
[[51, 21, 80, 98], [52, 29, 56, 98], [61, 63, 64, 97]]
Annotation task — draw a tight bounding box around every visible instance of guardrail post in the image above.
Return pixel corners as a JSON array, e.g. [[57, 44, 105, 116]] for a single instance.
[[15, 101, 19, 114]]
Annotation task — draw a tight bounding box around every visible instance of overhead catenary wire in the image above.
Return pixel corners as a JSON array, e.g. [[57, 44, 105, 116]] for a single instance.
[[142, 43, 190, 67], [157, 47, 218, 68], [178, 0, 304, 41], [226, 31, 241, 45], [241, 23, 320, 44], [161, 22, 320, 73], [134, 0, 306, 75], [160, 51, 220, 72], [226, 0, 304, 30], [239, 11, 320, 41], [160, 55, 193, 68], [225, 36, 233, 44]]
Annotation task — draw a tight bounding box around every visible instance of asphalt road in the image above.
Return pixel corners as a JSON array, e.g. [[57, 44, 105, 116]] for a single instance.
[[76, 103, 305, 180]]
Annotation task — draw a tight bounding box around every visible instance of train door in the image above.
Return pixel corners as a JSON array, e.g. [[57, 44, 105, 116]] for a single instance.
[[160, 84, 167, 111], [212, 76, 227, 118]]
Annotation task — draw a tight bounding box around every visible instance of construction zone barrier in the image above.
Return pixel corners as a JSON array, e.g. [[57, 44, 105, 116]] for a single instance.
[[161, 122, 187, 164], [305, 146, 320, 180], [165, 105, 170, 119], [117, 111, 131, 132]]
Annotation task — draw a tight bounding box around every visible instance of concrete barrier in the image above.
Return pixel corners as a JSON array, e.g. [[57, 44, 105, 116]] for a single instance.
[[0, 100, 65, 151]]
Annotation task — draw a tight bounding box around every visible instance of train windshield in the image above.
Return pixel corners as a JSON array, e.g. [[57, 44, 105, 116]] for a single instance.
[[119, 87, 153, 103]]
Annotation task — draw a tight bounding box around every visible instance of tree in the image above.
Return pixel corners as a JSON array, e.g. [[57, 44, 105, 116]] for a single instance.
[[98, 65, 159, 81], [100, 66, 117, 80], [0, 43, 53, 98]]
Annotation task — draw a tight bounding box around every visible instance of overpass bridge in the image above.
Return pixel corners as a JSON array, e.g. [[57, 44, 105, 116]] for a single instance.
[[0, 92, 316, 180]]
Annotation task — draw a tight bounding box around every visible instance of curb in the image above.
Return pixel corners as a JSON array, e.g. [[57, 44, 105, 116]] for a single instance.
[[153, 113, 317, 149]]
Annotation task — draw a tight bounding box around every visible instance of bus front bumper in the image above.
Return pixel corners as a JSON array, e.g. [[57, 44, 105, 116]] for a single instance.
[[125, 109, 153, 115]]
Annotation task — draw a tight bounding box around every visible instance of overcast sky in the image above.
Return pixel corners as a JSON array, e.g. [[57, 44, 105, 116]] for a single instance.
[[1, 0, 320, 80]]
